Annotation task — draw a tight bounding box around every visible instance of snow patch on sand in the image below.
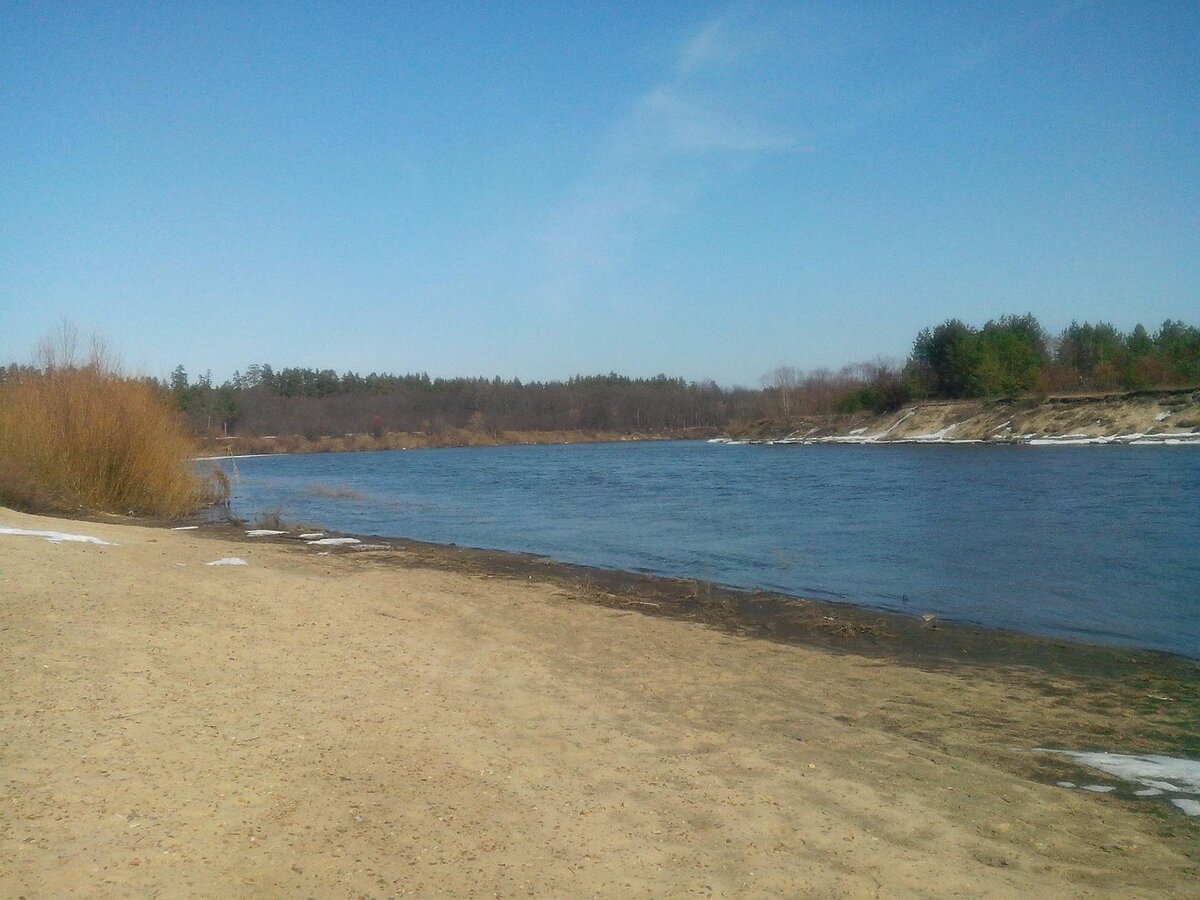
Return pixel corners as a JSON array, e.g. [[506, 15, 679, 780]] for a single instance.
[[1037, 751, 1200, 792], [298, 532, 325, 539], [0, 527, 113, 545], [877, 409, 915, 438], [906, 423, 960, 442], [170, 525, 199, 531], [246, 529, 286, 537], [207, 557, 248, 566], [305, 537, 360, 546], [1037, 749, 1200, 814]]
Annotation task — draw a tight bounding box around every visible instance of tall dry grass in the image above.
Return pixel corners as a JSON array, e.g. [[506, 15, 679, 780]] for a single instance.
[[0, 331, 221, 518]]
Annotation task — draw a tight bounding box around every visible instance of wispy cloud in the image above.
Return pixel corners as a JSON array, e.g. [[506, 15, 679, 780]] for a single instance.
[[630, 85, 795, 155], [675, 13, 748, 77], [536, 7, 797, 304], [533, 0, 1096, 308], [676, 17, 728, 76]]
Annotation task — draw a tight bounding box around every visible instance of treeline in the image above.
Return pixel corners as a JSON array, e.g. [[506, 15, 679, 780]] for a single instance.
[[912, 316, 1200, 398], [6, 314, 1195, 441], [164, 366, 763, 438], [762, 315, 1200, 418], [147, 315, 1200, 435]]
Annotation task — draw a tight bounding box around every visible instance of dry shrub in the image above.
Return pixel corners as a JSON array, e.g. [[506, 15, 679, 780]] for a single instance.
[[253, 507, 287, 530], [0, 458, 58, 512], [313, 435, 340, 454], [0, 329, 221, 518]]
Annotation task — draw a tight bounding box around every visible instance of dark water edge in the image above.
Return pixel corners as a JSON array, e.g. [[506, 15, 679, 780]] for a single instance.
[[190, 521, 1200, 705], [206, 440, 1200, 660]]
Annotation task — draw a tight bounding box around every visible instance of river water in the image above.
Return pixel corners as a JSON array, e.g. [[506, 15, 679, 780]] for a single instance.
[[211, 441, 1200, 659]]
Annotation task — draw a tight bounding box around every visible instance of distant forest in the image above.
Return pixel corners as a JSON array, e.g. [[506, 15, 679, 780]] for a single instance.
[[167, 369, 760, 439], [148, 315, 1200, 436], [4, 316, 1197, 438]]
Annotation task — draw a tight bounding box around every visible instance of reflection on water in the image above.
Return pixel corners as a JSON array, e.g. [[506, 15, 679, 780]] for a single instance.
[[210, 441, 1200, 659]]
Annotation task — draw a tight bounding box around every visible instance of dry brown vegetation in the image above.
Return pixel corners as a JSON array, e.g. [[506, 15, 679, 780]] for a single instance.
[[0, 329, 222, 518]]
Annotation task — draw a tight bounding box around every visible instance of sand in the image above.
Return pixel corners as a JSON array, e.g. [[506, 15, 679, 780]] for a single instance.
[[1, 508, 1196, 897]]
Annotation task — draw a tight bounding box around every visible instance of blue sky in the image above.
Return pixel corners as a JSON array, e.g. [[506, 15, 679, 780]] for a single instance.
[[2, 1, 1196, 386]]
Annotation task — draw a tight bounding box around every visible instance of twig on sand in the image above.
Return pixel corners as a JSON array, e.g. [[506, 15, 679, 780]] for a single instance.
[[106, 708, 154, 721]]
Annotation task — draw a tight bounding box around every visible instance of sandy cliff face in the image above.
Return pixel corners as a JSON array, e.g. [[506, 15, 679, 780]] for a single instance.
[[726, 389, 1200, 445]]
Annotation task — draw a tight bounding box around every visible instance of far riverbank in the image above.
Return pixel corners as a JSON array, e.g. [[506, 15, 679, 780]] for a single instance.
[[193, 389, 1200, 456], [196, 425, 719, 457], [729, 387, 1200, 445]]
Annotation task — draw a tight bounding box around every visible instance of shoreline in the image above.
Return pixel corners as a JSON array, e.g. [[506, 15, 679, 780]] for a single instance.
[[196, 431, 1200, 464], [712, 433, 1200, 446], [2, 506, 1198, 896], [197, 518, 1200, 675], [189, 387, 1200, 457], [195, 426, 719, 458], [181, 487, 1199, 663]]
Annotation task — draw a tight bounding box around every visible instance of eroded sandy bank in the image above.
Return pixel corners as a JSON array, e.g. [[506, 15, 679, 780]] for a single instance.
[[728, 389, 1200, 445]]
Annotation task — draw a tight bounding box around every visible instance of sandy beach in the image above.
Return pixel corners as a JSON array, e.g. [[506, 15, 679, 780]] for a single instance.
[[1, 508, 1197, 898]]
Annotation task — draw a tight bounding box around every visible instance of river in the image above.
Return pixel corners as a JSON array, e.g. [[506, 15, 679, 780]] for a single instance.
[[210, 441, 1200, 659]]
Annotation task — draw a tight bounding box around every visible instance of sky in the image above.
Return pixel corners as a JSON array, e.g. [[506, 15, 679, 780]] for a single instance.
[[1, 1, 1197, 387]]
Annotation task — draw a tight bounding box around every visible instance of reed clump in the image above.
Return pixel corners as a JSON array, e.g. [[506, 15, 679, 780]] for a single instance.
[[0, 333, 221, 518]]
